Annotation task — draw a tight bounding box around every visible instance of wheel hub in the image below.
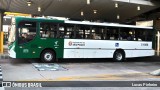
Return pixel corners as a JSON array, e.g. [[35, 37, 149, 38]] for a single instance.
[[44, 53, 53, 61], [116, 53, 122, 61]]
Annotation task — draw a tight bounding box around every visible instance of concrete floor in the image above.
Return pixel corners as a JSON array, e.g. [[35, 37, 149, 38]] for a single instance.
[[0, 56, 160, 81]]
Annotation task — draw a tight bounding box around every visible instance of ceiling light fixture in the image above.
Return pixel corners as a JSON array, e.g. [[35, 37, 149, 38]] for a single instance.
[[87, 0, 90, 5], [38, 7, 41, 12], [93, 10, 97, 14], [115, 2, 118, 8], [27, 0, 32, 6], [117, 14, 120, 19], [137, 6, 140, 10], [81, 11, 84, 16]]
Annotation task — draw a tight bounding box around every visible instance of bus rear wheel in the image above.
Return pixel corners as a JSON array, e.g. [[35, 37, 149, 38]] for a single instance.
[[40, 50, 55, 63], [113, 50, 125, 62]]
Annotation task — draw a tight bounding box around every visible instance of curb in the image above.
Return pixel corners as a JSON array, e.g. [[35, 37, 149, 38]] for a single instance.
[[0, 54, 10, 59]]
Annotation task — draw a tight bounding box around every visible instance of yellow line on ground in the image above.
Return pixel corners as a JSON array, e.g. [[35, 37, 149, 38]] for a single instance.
[[17, 73, 160, 81], [54, 73, 153, 81], [17, 74, 124, 81], [55, 75, 123, 81]]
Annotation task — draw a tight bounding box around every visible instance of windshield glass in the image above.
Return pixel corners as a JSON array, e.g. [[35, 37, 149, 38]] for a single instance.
[[8, 24, 15, 45]]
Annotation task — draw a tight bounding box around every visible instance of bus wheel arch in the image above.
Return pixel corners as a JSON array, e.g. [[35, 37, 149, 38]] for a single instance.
[[113, 49, 126, 62], [40, 48, 56, 63]]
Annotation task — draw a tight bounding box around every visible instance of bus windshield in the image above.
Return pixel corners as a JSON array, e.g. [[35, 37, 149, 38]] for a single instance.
[[8, 24, 16, 45]]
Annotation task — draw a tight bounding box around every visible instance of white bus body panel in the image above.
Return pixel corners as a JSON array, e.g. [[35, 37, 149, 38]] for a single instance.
[[63, 39, 154, 58], [125, 50, 155, 58]]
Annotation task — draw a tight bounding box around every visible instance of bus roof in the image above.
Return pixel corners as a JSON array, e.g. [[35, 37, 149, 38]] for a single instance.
[[14, 17, 64, 23], [14, 17, 153, 29], [65, 20, 153, 29]]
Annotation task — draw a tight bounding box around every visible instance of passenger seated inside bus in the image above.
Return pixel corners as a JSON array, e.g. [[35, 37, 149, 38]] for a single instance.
[[41, 31, 51, 38], [127, 34, 134, 41], [92, 33, 101, 39], [118, 35, 123, 40], [46, 31, 51, 37], [64, 34, 69, 38], [138, 38, 142, 41]]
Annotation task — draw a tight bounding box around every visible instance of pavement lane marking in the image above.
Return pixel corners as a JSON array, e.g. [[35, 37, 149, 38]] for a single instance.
[[55, 74, 124, 81], [17, 74, 125, 81], [55, 73, 160, 81], [120, 70, 142, 73], [16, 72, 160, 81], [28, 59, 68, 71]]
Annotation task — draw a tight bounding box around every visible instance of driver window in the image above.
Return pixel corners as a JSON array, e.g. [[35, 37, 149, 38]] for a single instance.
[[18, 21, 36, 44]]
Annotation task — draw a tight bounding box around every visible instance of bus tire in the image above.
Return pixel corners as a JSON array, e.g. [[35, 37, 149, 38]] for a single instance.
[[40, 49, 56, 63], [113, 50, 125, 62]]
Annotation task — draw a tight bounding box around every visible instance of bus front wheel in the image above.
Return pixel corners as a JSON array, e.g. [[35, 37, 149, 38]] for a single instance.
[[40, 50, 56, 63], [113, 50, 125, 62]]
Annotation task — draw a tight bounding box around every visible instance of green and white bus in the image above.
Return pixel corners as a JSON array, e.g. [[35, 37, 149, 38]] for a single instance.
[[8, 17, 155, 62]]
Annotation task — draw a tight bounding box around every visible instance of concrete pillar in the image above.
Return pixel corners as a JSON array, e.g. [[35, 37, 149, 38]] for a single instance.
[[157, 31, 160, 56], [0, 11, 3, 31], [0, 32, 4, 53]]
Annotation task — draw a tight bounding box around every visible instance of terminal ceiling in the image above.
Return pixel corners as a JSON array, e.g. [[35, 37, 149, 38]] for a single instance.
[[0, 0, 160, 23]]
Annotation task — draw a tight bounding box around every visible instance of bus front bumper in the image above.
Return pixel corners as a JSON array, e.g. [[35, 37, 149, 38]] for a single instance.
[[8, 49, 16, 58]]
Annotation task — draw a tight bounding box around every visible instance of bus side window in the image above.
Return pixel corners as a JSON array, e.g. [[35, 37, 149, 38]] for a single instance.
[[75, 31, 82, 39], [91, 33, 101, 40], [57, 26, 64, 38], [70, 32, 74, 38], [40, 23, 57, 38]]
